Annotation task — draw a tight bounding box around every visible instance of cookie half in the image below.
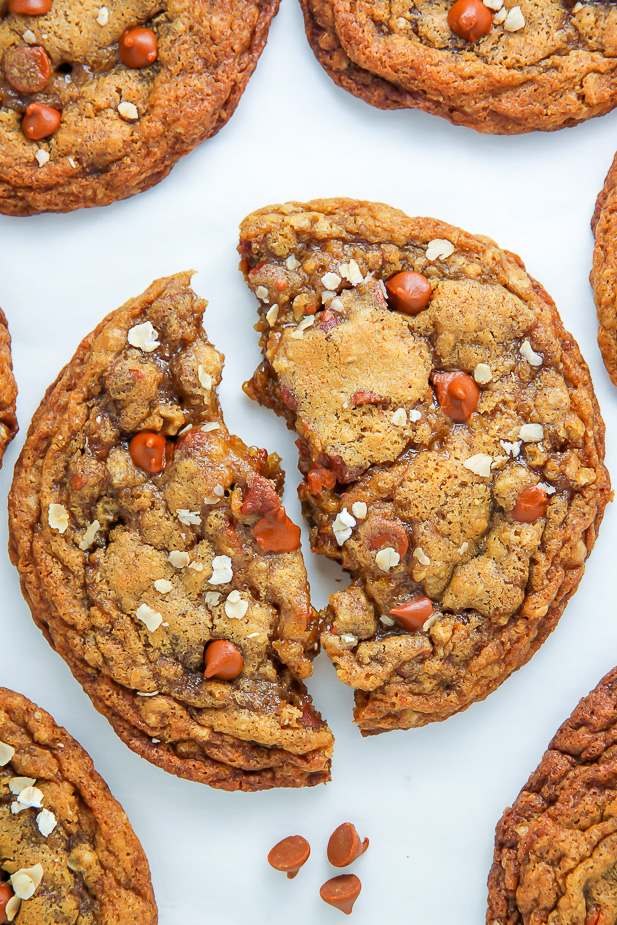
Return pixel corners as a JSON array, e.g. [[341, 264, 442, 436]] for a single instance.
[[0, 1, 279, 215], [300, 0, 617, 134], [487, 668, 617, 925], [240, 198, 610, 735], [0, 308, 17, 466], [0, 687, 157, 924], [591, 153, 617, 385], [9, 272, 333, 790]]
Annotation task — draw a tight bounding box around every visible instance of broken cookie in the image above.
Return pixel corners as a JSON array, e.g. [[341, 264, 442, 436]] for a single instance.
[[9, 272, 333, 790], [240, 197, 610, 735], [0, 687, 157, 924]]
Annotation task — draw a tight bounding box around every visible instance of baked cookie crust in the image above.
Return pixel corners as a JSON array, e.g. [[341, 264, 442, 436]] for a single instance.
[[591, 152, 617, 385], [240, 197, 611, 735], [0, 687, 157, 924], [0, 0, 279, 215], [0, 307, 17, 466], [487, 667, 617, 925], [300, 0, 617, 134], [8, 272, 333, 790]]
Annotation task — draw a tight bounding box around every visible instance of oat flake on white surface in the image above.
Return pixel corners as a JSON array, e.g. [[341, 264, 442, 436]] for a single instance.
[[128, 321, 159, 352]]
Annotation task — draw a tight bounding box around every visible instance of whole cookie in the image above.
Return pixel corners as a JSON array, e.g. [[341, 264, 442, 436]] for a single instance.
[[487, 667, 617, 925], [240, 198, 611, 735], [0, 687, 157, 924], [591, 152, 617, 385], [8, 272, 333, 790], [300, 0, 617, 133], [0, 0, 279, 215], [0, 307, 17, 466]]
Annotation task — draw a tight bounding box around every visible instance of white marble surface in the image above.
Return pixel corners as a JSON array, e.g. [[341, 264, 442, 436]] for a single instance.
[[1, 1, 617, 922]]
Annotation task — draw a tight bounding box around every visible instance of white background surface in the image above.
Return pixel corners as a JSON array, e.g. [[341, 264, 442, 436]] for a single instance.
[[1, 1, 617, 922]]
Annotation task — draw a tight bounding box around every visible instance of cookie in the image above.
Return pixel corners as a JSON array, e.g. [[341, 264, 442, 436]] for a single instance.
[[0, 1, 279, 215], [487, 667, 617, 925], [0, 308, 17, 466], [591, 152, 617, 385], [8, 272, 333, 790], [300, 0, 617, 134], [239, 198, 611, 735], [0, 686, 157, 923]]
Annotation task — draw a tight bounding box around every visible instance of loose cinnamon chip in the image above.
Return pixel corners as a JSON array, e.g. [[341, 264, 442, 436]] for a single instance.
[[253, 506, 301, 553], [327, 823, 369, 868], [268, 835, 310, 878], [320, 874, 361, 915]]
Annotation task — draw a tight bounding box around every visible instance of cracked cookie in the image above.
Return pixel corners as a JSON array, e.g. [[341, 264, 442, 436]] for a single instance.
[[0, 686, 157, 924], [300, 0, 617, 133], [487, 667, 617, 925], [0, 0, 279, 215], [240, 198, 611, 735], [591, 152, 617, 385], [0, 308, 17, 467], [8, 272, 333, 790]]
